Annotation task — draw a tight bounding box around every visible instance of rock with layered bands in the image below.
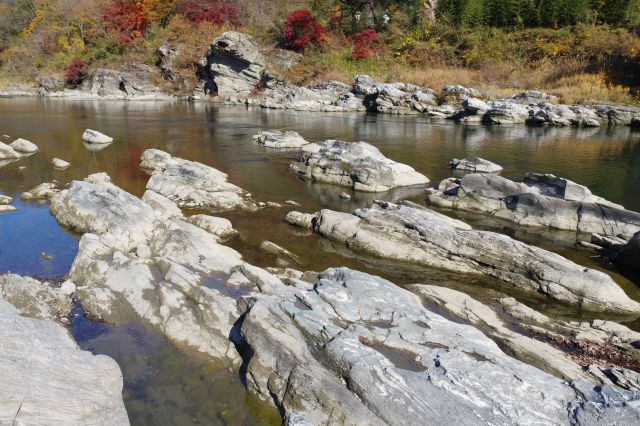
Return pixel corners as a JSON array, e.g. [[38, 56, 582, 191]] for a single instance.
[[427, 173, 640, 238], [253, 130, 309, 148], [241, 267, 640, 425], [50, 174, 274, 367], [199, 32, 269, 97], [450, 157, 503, 173], [0, 285, 128, 425], [291, 201, 639, 313], [140, 149, 256, 211], [290, 140, 429, 192]]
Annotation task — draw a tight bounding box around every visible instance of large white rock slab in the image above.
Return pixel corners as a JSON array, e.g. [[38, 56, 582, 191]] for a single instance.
[[291, 140, 429, 192]]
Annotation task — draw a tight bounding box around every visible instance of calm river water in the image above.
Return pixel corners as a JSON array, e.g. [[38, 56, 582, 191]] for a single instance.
[[1, 98, 639, 425]]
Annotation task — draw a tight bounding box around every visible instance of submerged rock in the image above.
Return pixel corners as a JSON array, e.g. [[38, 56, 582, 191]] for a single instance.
[[82, 129, 113, 144], [0, 297, 129, 425], [291, 140, 429, 192], [450, 157, 503, 173], [140, 149, 257, 211], [253, 130, 309, 148], [291, 201, 640, 313], [427, 173, 640, 238], [241, 267, 640, 425]]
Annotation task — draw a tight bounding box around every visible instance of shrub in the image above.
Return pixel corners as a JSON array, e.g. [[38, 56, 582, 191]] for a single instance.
[[283, 9, 327, 52], [103, 0, 150, 44], [65, 59, 89, 85], [349, 29, 379, 59], [175, 0, 240, 26]]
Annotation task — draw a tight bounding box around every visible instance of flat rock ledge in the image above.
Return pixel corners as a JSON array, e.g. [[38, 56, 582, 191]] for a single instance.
[[450, 156, 503, 173], [287, 201, 640, 313], [253, 130, 309, 148], [241, 267, 640, 425], [291, 139, 429, 192], [427, 172, 640, 239], [0, 275, 128, 425], [140, 149, 257, 211]]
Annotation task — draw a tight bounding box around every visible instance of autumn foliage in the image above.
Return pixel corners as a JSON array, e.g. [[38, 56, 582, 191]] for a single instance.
[[65, 59, 89, 85], [349, 29, 378, 59], [103, 0, 150, 44], [175, 0, 240, 26], [283, 9, 327, 52]]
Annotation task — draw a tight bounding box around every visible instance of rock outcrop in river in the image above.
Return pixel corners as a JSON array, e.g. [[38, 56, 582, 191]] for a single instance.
[[287, 200, 640, 313], [427, 173, 640, 239], [140, 149, 257, 211], [241, 267, 640, 425], [253, 130, 309, 148], [291, 140, 429, 192], [0, 274, 129, 425]]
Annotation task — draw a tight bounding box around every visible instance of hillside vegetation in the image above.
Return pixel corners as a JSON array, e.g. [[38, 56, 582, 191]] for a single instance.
[[0, 0, 639, 104]]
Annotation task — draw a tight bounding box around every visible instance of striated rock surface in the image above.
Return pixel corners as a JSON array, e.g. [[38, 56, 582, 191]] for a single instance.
[[241, 267, 640, 425], [450, 157, 503, 173], [291, 201, 639, 313], [140, 149, 256, 211], [0, 297, 129, 425], [291, 140, 429, 192], [0, 274, 71, 322], [427, 173, 640, 238], [199, 32, 270, 97], [253, 130, 309, 148]]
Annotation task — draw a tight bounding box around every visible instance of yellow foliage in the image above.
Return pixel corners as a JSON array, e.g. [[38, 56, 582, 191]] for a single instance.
[[21, 10, 45, 37], [141, 0, 177, 22]]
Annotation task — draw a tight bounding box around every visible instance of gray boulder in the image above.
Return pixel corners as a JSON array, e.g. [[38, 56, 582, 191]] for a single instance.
[[83, 129, 113, 144], [21, 182, 59, 201], [0, 297, 129, 425], [462, 97, 490, 113], [86, 65, 168, 100], [10, 138, 38, 154], [450, 157, 503, 173], [483, 101, 531, 124], [291, 140, 429, 192], [427, 173, 640, 238], [253, 130, 309, 148], [293, 201, 639, 313], [199, 32, 269, 97], [242, 267, 640, 425], [140, 149, 256, 211]]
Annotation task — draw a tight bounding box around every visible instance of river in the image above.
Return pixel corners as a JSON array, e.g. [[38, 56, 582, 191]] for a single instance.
[[1, 98, 639, 425]]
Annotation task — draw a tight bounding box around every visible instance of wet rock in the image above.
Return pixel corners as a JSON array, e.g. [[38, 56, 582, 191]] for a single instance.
[[0, 297, 129, 425], [21, 182, 59, 201], [0, 274, 71, 322], [615, 232, 640, 275], [290, 140, 429, 192], [339, 191, 351, 200], [285, 211, 315, 228], [303, 201, 639, 313], [10, 138, 38, 154], [199, 32, 269, 97], [188, 214, 236, 241], [83, 129, 113, 144], [0, 205, 16, 213], [450, 157, 503, 173], [284, 200, 301, 207], [140, 149, 256, 211], [0, 141, 21, 160], [0, 195, 12, 204], [241, 267, 640, 425], [253, 130, 309, 148], [52, 157, 71, 170], [258, 241, 301, 264], [427, 173, 640, 238]]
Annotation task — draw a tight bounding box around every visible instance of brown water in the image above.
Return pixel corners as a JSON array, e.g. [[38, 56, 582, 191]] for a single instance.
[[1, 98, 640, 424]]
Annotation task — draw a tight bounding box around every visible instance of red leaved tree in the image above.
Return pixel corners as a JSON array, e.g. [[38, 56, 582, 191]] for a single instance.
[[175, 0, 240, 26], [283, 9, 327, 52], [349, 29, 378, 59], [103, 0, 150, 44], [65, 59, 89, 85]]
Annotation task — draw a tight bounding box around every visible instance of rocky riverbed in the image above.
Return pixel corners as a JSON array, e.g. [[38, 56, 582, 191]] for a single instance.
[[1, 99, 640, 424]]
